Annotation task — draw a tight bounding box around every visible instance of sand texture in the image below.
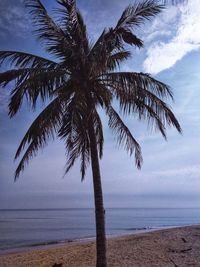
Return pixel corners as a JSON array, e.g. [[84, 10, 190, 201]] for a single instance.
[[1, 225, 200, 267]]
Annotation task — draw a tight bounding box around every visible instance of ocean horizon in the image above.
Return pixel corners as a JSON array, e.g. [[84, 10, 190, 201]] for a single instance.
[[0, 207, 200, 251]]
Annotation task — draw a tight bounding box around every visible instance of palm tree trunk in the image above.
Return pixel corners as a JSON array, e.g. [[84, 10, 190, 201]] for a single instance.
[[88, 119, 107, 267]]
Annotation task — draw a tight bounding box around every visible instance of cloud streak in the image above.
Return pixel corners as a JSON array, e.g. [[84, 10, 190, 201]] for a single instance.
[[153, 165, 200, 180], [143, 0, 200, 74], [0, 0, 29, 39]]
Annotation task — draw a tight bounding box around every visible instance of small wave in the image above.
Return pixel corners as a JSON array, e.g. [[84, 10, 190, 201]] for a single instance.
[[125, 227, 153, 231]]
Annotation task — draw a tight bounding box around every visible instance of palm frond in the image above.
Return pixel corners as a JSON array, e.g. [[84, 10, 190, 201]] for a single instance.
[[92, 81, 112, 108], [58, 91, 104, 179], [25, 0, 75, 59], [56, 0, 76, 29], [15, 141, 38, 181], [0, 51, 57, 68], [89, 29, 106, 56], [89, 0, 163, 70], [90, 29, 141, 73], [8, 67, 68, 116], [108, 0, 164, 49], [80, 140, 90, 181], [107, 50, 131, 71], [102, 72, 173, 99], [93, 110, 104, 159], [102, 72, 182, 137], [107, 106, 142, 169], [64, 127, 90, 181], [0, 69, 29, 88], [116, 0, 164, 29], [58, 93, 91, 180], [14, 97, 63, 179], [0, 51, 70, 117], [116, 29, 143, 47], [56, 0, 89, 56], [25, 0, 66, 41]]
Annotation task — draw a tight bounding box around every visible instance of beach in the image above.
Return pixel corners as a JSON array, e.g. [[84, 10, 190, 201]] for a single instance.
[[0, 225, 200, 267]]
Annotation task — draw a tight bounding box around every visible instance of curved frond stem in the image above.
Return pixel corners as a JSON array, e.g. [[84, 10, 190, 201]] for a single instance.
[[0, 68, 31, 88], [0, 51, 58, 68]]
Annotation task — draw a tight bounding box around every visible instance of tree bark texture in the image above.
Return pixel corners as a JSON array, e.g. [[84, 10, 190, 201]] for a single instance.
[[88, 118, 107, 267]]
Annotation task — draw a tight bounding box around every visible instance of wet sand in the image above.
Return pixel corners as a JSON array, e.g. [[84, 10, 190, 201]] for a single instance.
[[0, 225, 200, 267]]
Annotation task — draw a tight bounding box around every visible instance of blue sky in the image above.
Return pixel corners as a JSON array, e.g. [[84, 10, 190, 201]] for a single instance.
[[0, 0, 200, 209]]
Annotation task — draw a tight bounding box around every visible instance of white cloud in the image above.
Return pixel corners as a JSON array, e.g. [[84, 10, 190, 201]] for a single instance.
[[143, 0, 200, 74], [145, 30, 172, 43]]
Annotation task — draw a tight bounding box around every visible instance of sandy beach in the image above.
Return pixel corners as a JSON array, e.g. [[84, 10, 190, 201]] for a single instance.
[[0, 225, 200, 267]]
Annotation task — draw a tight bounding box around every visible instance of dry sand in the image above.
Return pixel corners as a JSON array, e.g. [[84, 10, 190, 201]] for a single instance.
[[1, 225, 200, 267]]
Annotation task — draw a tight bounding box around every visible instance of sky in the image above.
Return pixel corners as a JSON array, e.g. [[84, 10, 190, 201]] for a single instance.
[[0, 0, 200, 209]]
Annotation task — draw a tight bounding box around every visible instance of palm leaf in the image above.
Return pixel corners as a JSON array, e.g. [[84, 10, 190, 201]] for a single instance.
[[25, 0, 66, 41], [58, 93, 91, 179], [102, 72, 173, 99], [107, 50, 131, 71], [0, 51, 57, 68], [107, 106, 142, 169], [14, 97, 63, 179], [56, 0, 89, 57], [89, 0, 163, 72], [8, 67, 68, 116], [93, 110, 104, 159], [102, 72, 182, 137], [0, 69, 29, 88], [116, 29, 143, 47], [25, 0, 73, 59], [116, 0, 164, 29]]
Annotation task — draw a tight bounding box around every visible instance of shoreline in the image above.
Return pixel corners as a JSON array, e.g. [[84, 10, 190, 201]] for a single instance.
[[1, 225, 200, 266], [0, 224, 197, 256]]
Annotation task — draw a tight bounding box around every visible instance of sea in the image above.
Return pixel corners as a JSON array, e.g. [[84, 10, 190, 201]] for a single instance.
[[0, 208, 200, 251]]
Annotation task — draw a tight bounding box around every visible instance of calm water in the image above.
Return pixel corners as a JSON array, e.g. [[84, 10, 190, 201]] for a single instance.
[[0, 208, 200, 250]]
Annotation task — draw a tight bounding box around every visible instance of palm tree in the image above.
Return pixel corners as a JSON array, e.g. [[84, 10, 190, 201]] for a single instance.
[[0, 0, 181, 266]]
